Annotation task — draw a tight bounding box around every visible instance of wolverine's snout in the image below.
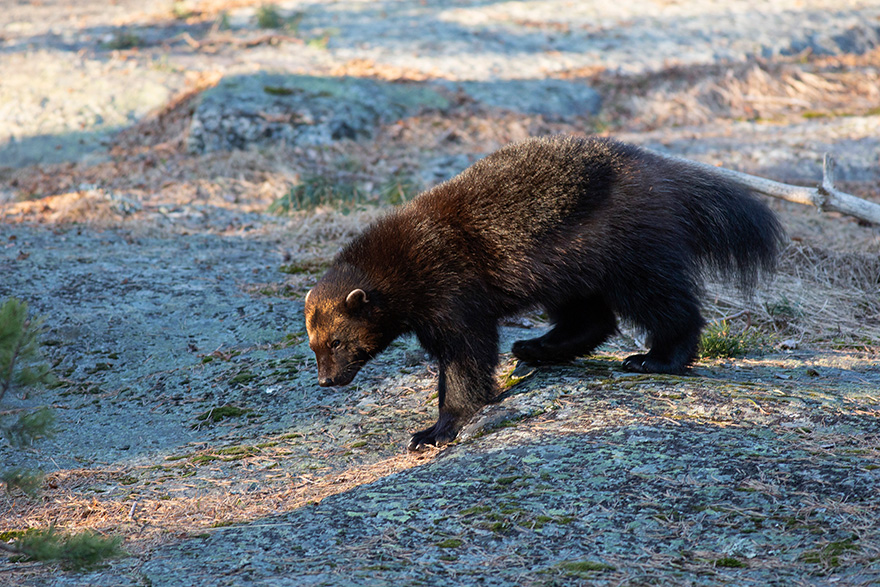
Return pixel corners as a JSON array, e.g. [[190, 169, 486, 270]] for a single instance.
[[317, 369, 358, 387]]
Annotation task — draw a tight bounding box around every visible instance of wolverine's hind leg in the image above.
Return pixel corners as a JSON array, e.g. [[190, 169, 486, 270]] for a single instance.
[[622, 297, 703, 375], [512, 295, 617, 363]]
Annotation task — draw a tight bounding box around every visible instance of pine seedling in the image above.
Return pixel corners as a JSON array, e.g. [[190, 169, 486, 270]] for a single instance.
[[1, 298, 55, 497], [6, 526, 124, 570], [1, 467, 44, 497], [0, 297, 53, 403], [4, 406, 55, 447]]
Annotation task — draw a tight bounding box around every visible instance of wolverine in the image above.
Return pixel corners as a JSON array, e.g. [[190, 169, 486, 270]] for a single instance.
[[303, 136, 785, 450]]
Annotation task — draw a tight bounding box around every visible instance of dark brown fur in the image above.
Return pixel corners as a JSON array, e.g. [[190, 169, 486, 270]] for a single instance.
[[304, 136, 784, 450]]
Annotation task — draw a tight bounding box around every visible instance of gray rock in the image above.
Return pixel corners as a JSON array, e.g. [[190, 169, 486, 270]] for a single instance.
[[450, 78, 602, 121], [187, 73, 450, 153]]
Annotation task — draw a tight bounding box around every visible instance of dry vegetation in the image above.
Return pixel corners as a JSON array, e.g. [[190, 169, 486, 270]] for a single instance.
[[574, 48, 880, 130]]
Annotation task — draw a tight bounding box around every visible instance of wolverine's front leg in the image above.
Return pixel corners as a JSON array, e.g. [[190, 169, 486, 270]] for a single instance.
[[408, 330, 499, 451]]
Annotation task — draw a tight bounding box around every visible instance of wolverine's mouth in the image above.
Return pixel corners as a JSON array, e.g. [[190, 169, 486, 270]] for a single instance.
[[318, 362, 363, 387]]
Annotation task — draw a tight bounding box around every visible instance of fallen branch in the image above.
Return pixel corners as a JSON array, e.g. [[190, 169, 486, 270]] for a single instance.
[[663, 151, 880, 225], [177, 31, 304, 52]]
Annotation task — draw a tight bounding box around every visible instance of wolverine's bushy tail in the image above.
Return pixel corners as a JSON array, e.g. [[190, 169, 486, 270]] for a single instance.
[[659, 154, 786, 293]]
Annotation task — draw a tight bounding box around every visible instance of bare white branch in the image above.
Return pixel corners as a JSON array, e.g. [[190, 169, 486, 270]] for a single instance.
[[658, 151, 880, 225]]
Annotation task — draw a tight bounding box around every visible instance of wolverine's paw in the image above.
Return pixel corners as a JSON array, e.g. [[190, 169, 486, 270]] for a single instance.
[[512, 338, 571, 364], [408, 423, 457, 452], [622, 354, 687, 375]]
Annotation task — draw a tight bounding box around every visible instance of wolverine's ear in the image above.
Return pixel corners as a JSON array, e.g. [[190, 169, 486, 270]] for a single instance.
[[345, 288, 368, 311]]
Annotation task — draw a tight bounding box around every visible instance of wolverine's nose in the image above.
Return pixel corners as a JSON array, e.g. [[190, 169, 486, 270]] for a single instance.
[[318, 377, 333, 387]]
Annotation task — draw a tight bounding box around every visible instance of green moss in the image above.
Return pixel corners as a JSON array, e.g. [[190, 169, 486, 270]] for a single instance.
[[801, 537, 859, 567], [192, 405, 253, 428], [263, 85, 295, 96], [557, 560, 616, 575], [191, 454, 218, 465], [459, 505, 491, 516], [714, 557, 747, 568], [487, 521, 512, 533], [215, 445, 259, 457], [229, 371, 257, 385], [435, 538, 463, 549]]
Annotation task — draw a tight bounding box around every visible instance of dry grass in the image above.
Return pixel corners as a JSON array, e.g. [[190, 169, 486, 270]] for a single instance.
[[576, 49, 880, 130]]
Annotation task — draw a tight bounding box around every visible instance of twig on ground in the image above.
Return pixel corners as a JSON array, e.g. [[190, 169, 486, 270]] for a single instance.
[[663, 151, 880, 225]]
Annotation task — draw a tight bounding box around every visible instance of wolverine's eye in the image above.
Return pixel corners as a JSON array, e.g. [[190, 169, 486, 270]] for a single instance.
[[330, 339, 341, 349]]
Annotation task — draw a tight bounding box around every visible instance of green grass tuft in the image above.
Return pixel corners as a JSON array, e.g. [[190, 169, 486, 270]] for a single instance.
[[256, 4, 285, 29], [268, 175, 363, 214], [269, 172, 420, 214], [699, 321, 767, 359], [256, 4, 303, 31]]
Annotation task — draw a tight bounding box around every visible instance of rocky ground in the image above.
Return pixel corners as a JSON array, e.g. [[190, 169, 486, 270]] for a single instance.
[[1, 1, 879, 585]]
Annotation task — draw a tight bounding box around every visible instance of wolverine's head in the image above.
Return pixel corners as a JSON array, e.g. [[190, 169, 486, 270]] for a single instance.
[[304, 266, 389, 387]]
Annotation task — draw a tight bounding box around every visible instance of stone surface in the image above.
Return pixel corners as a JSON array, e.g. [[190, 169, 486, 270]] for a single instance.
[[187, 74, 450, 153]]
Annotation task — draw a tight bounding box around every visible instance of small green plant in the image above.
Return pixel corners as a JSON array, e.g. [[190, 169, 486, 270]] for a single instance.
[[379, 172, 419, 206], [279, 260, 329, 275], [215, 11, 231, 31], [3, 406, 55, 447], [307, 33, 331, 50], [171, 1, 193, 20], [699, 320, 767, 359], [1, 298, 56, 497], [104, 30, 143, 50], [268, 175, 363, 214], [1, 297, 53, 403], [1, 468, 44, 497], [3, 527, 124, 570], [256, 4, 303, 30], [766, 295, 803, 328]]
